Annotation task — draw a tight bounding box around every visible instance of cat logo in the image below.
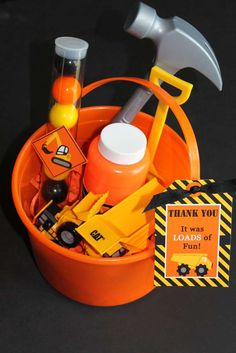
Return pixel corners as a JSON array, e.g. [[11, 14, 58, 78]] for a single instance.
[[90, 230, 105, 241]]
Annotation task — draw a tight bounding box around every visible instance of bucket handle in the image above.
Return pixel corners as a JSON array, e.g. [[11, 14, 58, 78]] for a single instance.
[[82, 77, 200, 179]]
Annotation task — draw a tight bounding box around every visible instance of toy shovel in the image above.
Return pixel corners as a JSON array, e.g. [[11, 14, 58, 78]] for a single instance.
[[147, 66, 193, 181]]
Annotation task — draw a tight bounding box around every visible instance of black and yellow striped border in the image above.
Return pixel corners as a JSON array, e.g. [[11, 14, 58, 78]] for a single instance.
[[154, 179, 233, 287]]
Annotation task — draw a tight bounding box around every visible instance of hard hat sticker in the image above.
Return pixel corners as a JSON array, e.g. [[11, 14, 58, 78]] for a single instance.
[[32, 126, 87, 177], [146, 179, 233, 287]]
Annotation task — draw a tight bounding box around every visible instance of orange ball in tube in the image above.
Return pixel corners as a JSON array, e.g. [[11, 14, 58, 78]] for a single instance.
[[52, 76, 81, 104], [83, 123, 150, 206]]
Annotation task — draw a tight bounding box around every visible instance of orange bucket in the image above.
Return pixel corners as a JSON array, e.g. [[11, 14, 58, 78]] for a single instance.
[[12, 77, 200, 306]]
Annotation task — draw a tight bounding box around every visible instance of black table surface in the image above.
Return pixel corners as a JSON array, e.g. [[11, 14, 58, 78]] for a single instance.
[[1, 1, 236, 352]]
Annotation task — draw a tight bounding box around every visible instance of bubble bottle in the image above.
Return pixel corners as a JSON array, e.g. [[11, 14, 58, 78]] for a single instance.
[[41, 37, 89, 205], [83, 123, 150, 207]]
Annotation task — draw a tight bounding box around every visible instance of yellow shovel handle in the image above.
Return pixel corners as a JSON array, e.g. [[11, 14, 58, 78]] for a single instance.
[[149, 66, 193, 105], [148, 66, 193, 172]]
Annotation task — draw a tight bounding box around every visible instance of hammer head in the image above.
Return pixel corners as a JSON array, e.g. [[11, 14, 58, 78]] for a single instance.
[[124, 2, 222, 90]]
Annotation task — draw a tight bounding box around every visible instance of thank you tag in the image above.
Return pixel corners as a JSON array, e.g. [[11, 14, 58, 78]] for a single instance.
[[145, 179, 234, 287]]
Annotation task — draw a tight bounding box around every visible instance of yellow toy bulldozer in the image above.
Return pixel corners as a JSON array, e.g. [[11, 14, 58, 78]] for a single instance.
[[34, 177, 163, 257]]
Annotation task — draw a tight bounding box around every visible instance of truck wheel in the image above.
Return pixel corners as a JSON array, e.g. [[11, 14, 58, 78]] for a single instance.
[[177, 264, 190, 276], [195, 264, 208, 276], [56, 222, 82, 248]]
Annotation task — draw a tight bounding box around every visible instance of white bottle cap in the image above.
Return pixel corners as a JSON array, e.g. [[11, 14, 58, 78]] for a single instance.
[[98, 123, 147, 165], [55, 37, 89, 60]]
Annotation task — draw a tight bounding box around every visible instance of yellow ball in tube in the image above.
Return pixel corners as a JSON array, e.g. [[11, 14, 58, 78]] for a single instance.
[[49, 103, 78, 129]]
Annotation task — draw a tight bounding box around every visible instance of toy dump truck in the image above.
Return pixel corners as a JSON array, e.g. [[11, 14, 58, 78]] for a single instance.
[[171, 253, 212, 276], [34, 178, 163, 257]]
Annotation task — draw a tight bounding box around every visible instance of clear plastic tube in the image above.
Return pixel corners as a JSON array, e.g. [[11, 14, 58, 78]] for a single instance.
[[49, 36, 88, 133], [40, 37, 89, 207]]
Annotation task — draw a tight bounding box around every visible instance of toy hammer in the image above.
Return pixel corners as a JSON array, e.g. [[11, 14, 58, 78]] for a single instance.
[[112, 1, 222, 124]]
